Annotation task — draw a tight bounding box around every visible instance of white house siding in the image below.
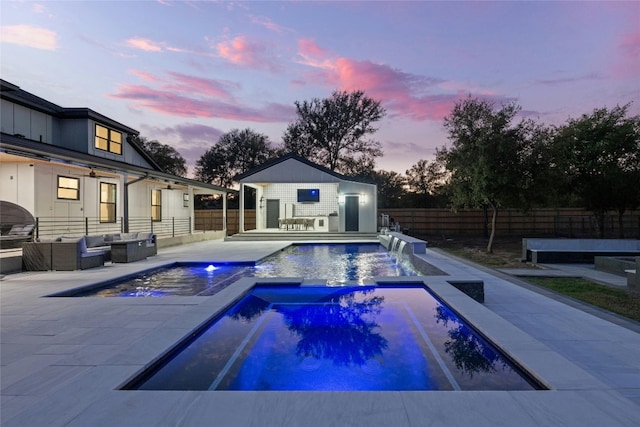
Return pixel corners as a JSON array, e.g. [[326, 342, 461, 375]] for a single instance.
[[338, 181, 377, 233], [0, 162, 36, 215], [33, 164, 108, 220]]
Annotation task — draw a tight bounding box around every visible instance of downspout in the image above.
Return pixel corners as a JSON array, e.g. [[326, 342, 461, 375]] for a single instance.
[[123, 173, 149, 233]]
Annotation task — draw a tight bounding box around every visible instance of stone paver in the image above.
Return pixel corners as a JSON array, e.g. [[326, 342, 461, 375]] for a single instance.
[[1, 238, 639, 426]]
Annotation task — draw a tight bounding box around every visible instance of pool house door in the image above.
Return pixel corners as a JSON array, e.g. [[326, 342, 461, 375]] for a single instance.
[[266, 199, 280, 228], [345, 196, 359, 232]]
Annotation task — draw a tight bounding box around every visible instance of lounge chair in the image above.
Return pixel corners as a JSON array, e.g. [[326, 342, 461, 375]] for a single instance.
[[0, 224, 35, 249]]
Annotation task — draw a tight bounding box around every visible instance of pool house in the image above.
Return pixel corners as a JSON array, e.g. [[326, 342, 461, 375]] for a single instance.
[[234, 154, 378, 235]]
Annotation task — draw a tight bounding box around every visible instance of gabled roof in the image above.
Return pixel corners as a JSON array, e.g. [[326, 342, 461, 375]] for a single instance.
[[2, 79, 171, 178], [234, 153, 370, 184], [1, 80, 139, 135]]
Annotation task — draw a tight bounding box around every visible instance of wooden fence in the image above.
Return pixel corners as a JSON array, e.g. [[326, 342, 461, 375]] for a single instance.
[[194, 210, 255, 236], [379, 208, 640, 239], [195, 208, 640, 239]]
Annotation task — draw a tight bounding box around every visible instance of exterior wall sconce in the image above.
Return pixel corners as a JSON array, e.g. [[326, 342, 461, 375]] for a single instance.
[[183, 193, 189, 207], [259, 195, 264, 209], [338, 194, 345, 204], [360, 194, 367, 205]]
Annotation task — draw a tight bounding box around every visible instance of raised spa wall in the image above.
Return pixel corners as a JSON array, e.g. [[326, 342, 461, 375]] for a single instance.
[[378, 232, 485, 303]]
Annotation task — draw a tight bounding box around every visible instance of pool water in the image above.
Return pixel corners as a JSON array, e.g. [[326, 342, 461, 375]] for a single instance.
[[127, 286, 539, 391], [75, 244, 418, 297], [255, 243, 417, 284]]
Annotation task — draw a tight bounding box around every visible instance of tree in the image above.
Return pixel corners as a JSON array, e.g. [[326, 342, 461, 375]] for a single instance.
[[358, 169, 407, 208], [406, 159, 446, 201], [194, 128, 277, 188], [283, 90, 386, 176], [133, 136, 187, 176], [439, 96, 535, 253], [554, 104, 640, 237]]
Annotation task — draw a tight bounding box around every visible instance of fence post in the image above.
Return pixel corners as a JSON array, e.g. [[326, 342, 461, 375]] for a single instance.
[[172, 217, 175, 237], [120, 217, 124, 233], [189, 217, 192, 234], [150, 218, 154, 234], [85, 217, 89, 236], [35, 217, 40, 239]]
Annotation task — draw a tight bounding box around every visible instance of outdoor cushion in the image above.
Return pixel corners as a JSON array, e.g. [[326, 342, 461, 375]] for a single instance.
[[121, 232, 139, 240], [36, 237, 61, 243], [85, 235, 106, 248], [104, 234, 121, 242], [7, 225, 25, 235], [7, 224, 35, 236]]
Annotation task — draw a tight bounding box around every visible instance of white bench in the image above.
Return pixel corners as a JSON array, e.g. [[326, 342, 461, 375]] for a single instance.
[[522, 238, 640, 264]]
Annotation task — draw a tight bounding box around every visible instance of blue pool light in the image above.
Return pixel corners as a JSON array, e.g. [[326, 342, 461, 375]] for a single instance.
[[205, 265, 218, 272]]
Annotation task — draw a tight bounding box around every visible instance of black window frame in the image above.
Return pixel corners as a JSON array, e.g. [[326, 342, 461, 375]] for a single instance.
[[151, 189, 162, 222], [95, 124, 122, 155], [99, 182, 117, 223], [57, 175, 80, 200]]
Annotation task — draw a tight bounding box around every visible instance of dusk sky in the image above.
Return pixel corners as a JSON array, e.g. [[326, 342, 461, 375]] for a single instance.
[[1, 1, 638, 177]]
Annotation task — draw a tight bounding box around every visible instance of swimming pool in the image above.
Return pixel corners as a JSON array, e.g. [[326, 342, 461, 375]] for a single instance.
[[69, 243, 420, 297], [124, 285, 541, 391]]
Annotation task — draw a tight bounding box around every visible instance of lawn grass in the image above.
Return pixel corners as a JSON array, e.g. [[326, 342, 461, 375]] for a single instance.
[[524, 277, 640, 323], [426, 235, 640, 323]]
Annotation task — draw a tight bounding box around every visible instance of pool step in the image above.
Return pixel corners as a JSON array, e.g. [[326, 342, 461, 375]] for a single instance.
[[225, 232, 380, 242]]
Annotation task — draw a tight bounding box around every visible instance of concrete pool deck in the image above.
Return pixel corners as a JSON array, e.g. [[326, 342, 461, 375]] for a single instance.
[[1, 239, 639, 426]]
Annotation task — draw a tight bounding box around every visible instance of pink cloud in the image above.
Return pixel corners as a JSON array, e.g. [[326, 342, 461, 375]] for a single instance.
[[298, 38, 329, 62], [621, 30, 640, 56], [296, 40, 514, 122], [124, 37, 197, 56], [129, 70, 163, 82], [215, 35, 280, 71], [613, 29, 640, 77], [165, 72, 238, 100], [125, 37, 163, 52], [1, 24, 57, 51], [110, 83, 293, 122]]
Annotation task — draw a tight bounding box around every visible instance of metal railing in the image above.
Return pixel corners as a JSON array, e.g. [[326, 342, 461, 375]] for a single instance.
[[34, 216, 196, 239]]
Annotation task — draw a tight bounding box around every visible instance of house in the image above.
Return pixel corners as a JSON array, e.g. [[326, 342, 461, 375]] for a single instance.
[[234, 154, 378, 234], [0, 79, 232, 244]]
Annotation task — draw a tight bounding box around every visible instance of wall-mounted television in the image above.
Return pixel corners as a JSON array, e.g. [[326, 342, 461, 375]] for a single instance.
[[297, 188, 320, 203]]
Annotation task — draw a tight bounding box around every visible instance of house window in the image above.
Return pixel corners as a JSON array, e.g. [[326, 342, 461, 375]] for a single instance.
[[151, 189, 162, 222], [95, 124, 122, 155], [100, 183, 117, 223], [57, 176, 79, 200]]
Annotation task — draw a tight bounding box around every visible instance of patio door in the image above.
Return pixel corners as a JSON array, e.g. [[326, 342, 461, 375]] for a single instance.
[[345, 196, 359, 232], [266, 199, 280, 228]]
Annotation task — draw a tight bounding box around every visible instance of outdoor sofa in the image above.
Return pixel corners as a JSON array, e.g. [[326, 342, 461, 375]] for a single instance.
[[22, 232, 156, 271]]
